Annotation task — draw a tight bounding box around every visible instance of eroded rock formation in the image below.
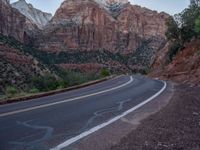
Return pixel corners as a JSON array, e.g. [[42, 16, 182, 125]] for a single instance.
[[0, 0, 26, 42], [35, 0, 169, 57]]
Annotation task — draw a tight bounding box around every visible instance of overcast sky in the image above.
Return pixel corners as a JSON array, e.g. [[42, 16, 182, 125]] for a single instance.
[[10, 0, 190, 15]]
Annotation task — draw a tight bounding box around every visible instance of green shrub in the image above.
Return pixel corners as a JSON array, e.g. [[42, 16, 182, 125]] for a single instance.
[[168, 42, 183, 62], [31, 74, 60, 92], [59, 70, 95, 86], [58, 80, 69, 88], [195, 16, 200, 35], [141, 67, 151, 75], [29, 88, 39, 94], [100, 68, 110, 77], [5, 86, 18, 97]]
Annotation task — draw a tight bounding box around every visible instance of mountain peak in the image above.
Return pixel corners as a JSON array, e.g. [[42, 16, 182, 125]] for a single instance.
[[94, 0, 129, 6], [105, 0, 129, 4], [12, 0, 52, 29]]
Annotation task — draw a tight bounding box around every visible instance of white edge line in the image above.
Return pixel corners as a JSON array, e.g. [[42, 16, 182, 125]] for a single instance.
[[0, 76, 133, 117], [51, 80, 167, 150]]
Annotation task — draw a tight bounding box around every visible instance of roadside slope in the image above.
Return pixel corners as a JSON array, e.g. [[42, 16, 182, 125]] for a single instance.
[[151, 39, 200, 86]]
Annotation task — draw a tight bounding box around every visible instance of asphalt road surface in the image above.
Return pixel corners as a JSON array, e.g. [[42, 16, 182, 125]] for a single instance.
[[0, 75, 166, 150]]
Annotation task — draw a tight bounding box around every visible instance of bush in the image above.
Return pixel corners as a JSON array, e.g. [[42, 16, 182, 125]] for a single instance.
[[31, 74, 60, 92], [5, 86, 18, 97], [59, 70, 100, 86], [29, 88, 39, 94], [195, 16, 200, 34], [100, 68, 110, 77], [58, 80, 69, 88], [165, 2, 200, 59], [168, 42, 183, 62]]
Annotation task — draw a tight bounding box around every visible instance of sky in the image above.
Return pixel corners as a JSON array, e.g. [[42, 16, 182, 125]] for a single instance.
[[10, 0, 190, 15]]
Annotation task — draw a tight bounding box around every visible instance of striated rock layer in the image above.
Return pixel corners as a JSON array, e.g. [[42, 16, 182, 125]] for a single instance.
[[35, 0, 169, 57], [0, 0, 26, 42]]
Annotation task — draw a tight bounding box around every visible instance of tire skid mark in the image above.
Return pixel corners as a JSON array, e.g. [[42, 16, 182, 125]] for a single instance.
[[82, 99, 132, 131], [10, 120, 54, 149]]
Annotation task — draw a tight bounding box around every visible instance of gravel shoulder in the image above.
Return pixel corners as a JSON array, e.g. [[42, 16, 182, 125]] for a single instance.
[[111, 84, 200, 150]]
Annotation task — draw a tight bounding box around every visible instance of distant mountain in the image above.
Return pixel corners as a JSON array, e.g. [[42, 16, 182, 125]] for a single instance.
[[32, 0, 169, 72], [12, 0, 52, 29]]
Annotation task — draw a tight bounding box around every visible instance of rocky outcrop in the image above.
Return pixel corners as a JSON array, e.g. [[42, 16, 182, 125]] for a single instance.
[[12, 0, 52, 29], [151, 42, 170, 70], [0, 0, 26, 42], [35, 0, 169, 60], [151, 40, 200, 85]]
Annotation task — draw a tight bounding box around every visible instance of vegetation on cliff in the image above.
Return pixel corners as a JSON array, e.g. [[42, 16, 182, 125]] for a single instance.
[[166, 0, 200, 61], [0, 34, 110, 99]]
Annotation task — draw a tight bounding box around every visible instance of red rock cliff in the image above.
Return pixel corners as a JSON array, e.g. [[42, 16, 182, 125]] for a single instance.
[[35, 0, 169, 55], [0, 0, 26, 42]]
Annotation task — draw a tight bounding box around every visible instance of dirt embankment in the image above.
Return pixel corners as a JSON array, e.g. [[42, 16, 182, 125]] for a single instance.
[[111, 84, 200, 150], [151, 39, 200, 86]]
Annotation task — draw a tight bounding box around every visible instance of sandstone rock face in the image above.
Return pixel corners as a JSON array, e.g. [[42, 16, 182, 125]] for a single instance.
[[151, 40, 200, 85], [35, 0, 169, 56], [12, 0, 52, 29], [0, 0, 26, 42]]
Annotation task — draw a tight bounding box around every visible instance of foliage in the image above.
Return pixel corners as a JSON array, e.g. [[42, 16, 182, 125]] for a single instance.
[[59, 70, 100, 86], [141, 67, 151, 75], [29, 88, 39, 94], [166, 5, 200, 42], [168, 42, 183, 61], [31, 74, 60, 92], [100, 68, 110, 77], [5, 86, 18, 97], [165, 17, 181, 42], [195, 16, 200, 34], [190, 0, 200, 7], [166, 0, 200, 61]]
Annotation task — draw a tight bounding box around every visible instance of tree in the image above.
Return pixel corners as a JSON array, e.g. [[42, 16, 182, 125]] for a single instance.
[[165, 2, 200, 62], [100, 68, 110, 77], [165, 17, 180, 41], [195, 16, 200, 34], [190, 0, 200, 7], [166, 1, 200, 43]]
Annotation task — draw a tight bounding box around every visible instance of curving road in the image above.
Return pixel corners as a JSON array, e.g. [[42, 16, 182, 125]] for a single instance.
[[0, 75, 166, 150]]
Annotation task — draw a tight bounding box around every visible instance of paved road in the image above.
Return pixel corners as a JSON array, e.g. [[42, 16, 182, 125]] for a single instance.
[[0, 75, 166, 150]]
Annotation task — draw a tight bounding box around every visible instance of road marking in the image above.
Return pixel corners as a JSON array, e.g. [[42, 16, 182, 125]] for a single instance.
[[0, 76, 133, 117], [51, 80, 167, 150]]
